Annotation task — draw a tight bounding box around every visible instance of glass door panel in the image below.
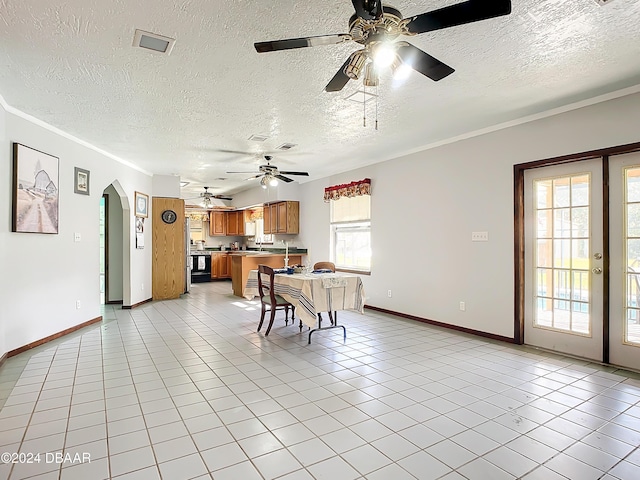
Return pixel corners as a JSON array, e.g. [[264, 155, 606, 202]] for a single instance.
[[610, 154, 640, 370], [524, 159, 603, 360]]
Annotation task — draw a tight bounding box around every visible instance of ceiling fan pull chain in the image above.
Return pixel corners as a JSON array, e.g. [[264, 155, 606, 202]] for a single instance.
[[375, 84, 378, 131], [363, 85, 366, 127]]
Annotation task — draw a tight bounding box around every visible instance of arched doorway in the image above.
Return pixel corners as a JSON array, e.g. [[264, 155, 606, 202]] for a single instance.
[[102, 181, 132, 307]]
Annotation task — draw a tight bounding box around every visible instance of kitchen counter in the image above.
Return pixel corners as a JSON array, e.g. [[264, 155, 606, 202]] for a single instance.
[[191, 249, 307, 256], [231, 253, 306, 297]]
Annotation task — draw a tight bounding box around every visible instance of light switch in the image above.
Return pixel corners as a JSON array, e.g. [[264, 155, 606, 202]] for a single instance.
[[471, 231, 488, 242], [74, 232, 81, 242]]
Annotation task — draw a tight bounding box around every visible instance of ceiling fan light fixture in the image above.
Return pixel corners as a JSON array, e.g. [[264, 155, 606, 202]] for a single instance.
[[363, 63, 379, 87], [344, 51, 367, 80], [373, 44, 396, 69], [269, 176, 279, 187], [391, 59, 412, 81]]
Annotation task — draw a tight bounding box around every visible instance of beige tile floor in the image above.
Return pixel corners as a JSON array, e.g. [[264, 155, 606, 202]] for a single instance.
[[1, 280, 640, 479]]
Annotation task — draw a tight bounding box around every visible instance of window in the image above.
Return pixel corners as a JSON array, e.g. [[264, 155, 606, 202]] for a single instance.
[[330, 195, 371, 272]]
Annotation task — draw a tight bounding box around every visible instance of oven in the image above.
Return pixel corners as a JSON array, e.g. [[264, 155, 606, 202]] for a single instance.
[[191, 253, 211, 283]]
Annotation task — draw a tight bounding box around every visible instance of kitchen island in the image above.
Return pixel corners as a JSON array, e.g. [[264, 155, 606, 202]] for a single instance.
[[231, 253, 305, 297]]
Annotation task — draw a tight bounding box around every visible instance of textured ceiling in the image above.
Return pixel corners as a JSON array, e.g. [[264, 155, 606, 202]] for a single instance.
[[1, 0, 640, 200]]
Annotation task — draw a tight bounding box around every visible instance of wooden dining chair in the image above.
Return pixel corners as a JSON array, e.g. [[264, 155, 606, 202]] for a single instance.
[[313, 261, 337, 326], [257, 264, 295, 336]]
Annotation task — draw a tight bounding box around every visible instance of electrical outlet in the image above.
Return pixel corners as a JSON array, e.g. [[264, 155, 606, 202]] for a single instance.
[[387, 290, 392, 298], [74, 232, 81, 242], [459, 301, 466, 311], [141, 283, 144, 291], [471, 231, 489, 242], [76, 300, 81, 309]]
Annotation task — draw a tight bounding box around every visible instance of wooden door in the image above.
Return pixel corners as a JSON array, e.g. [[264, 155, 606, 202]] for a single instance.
[[270, 204, 279, 233], [263, 203, 272, 234], [220, 254, 230, 278], [277, 202, 288, 233], [152, 197, 185, 300], [226, 211, 238, 235], [210, 211, 226, 236]]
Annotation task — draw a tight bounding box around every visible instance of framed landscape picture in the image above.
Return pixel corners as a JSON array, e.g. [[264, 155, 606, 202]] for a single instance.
[[74, 167, 90, 195], [12, 143, 59, 234], [135, 191, 149, 218]]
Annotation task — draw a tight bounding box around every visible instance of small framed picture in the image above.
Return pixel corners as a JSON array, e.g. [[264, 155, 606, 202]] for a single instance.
[[135, 191, 148, 218], [74, 167, 90, 195], [136, 217, 144, 233]]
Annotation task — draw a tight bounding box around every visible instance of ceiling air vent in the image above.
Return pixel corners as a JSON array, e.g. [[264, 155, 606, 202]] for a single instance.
[[593, 0, 615, 5], [133, 29, 176, 54], [277, 143, 297, 151], [248, 134, 269, 142]]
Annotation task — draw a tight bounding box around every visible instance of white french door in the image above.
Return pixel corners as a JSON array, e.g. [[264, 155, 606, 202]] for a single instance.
[[524, 159, 604, 361], [609, 152, 640, 370], [524, 154, 640, 371]]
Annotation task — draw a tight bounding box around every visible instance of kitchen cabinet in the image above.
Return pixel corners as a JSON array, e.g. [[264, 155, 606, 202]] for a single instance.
[[211, 253, 231, 279], [263, 204, 272, 234], [209, 211, 226, 236], [263, 201, 299, 234], [226, 211, 245, 236]]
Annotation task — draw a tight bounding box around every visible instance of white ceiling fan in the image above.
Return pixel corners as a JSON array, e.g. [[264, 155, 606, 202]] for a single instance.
[[185, 186, 233, 208]]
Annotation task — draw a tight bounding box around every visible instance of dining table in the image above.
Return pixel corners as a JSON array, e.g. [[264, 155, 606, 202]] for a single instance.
[[244, 270, 366, 343]]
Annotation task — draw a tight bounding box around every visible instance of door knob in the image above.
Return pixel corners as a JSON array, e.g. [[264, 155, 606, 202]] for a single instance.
[[592, 267, 602, 274], [593, 253, 602, 260]]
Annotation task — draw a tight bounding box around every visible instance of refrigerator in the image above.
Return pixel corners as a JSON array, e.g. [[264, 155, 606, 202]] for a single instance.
[[184, 217, 191, 293]]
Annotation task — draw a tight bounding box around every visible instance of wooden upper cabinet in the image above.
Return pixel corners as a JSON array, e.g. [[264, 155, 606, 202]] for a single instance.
[[210, 211, 226, 236], [226, 211, 244, 236], [263, 201, 299, 234], [263, 204, 272, 234], [277, 202, 288, 234], [270, 204, 278, 233]]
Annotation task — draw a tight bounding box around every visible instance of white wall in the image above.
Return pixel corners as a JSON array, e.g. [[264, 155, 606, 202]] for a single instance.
[[152, 174, 180, 198], [104, 184, 124, 302], [0, 106, 153, 357], [297, 92, 640, 339], [0, 105, 6, 357]]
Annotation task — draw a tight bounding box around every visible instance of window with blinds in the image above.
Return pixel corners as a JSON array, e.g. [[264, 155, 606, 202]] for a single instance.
[[330, 195, 371, 272]]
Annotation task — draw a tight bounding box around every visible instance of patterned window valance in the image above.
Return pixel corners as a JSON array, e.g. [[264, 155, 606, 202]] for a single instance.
[[324, 178, 371, 202]]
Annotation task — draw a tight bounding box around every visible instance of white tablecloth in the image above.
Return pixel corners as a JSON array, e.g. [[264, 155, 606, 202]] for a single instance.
[[244, 271, 365, 328]]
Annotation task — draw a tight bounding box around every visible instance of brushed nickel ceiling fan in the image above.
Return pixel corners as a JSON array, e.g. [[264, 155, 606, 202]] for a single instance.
[[226, 155, 309, 188], [254, 0, 512, 91]]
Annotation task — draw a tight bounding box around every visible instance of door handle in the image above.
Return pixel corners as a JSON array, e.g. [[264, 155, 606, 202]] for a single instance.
[[592, 267, 602, 274]]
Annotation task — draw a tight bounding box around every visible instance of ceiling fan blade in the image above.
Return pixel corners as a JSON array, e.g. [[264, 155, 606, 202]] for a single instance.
[[325, 56, 353, 92], [255, 34, 351, 53], [213, 195, 233, 201], [279, 171, 309, 176], [245, 174, 264, 181], [396, 43, 455, 81], [406, 0, 511, 34], [226, 171, 260, 174], [352, 0, 383, 20], [275, 175, 294, 183]]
